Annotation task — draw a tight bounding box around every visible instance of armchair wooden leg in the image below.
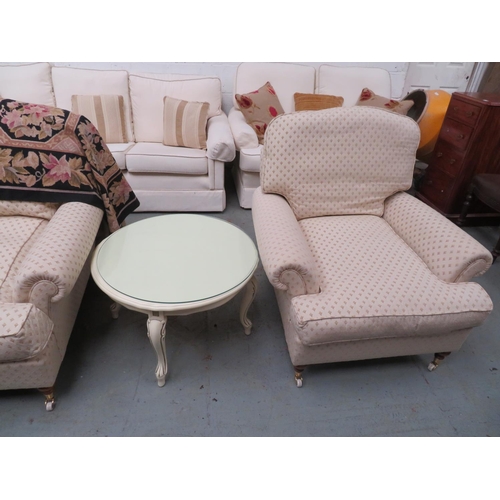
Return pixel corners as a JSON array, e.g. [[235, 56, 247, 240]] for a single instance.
[[39, 386, 56, 411], [457, 192, 474, 226], [294, 365, 305, 387], [428, 352, 451, 372]]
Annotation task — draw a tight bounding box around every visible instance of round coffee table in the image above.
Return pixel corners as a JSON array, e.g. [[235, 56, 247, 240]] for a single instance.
[[90, 214, 259, 386]]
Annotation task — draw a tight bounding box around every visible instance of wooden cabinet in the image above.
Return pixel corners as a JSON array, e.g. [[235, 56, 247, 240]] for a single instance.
[[417, 92, 500, 220]]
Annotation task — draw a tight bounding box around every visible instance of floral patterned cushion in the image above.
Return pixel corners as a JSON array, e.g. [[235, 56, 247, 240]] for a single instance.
[[235, 82, 284, 144], [294, 93, 344, 111], [356, 88, 414, 115]]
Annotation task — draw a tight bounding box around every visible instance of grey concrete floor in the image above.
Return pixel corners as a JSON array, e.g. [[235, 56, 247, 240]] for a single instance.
[[1, 169, 499, 437]]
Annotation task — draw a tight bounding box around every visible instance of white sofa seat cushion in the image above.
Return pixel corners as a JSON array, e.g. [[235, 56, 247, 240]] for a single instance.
[[0, 303, 53, 362], [0, 62, 55, 106], [129, 74, 222, 143], [317, 65, 392, 107], [291, 215, 493, 346], [239, 146, 263, 173], [51, 67, 135, 142], [0, 216, 49, 303], [108, 142, 135, 170], [126, 143, 208, 175]]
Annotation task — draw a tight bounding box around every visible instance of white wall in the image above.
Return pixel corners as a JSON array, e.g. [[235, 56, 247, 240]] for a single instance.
[[51, 62, 409, 114]]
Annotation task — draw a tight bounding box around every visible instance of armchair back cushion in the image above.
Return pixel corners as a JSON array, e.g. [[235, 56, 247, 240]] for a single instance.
[[317, 65, 392, 107], [233, 63, 316, 113], [129, 74, 222, 143], [260, 107, 419, 220], [0, 62, 55, 106], [51, 67, 135, 142]]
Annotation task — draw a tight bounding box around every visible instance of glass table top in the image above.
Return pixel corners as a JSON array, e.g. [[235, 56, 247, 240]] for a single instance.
[[95, 214, 259, 304]]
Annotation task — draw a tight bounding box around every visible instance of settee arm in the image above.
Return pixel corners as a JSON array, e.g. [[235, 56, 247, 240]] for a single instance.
[[252, 187, 320, 297], [383, 192, 493, 283], [206, 112, 236, 163], [228, 107, 259, 150], [13, 202, 103, 313]]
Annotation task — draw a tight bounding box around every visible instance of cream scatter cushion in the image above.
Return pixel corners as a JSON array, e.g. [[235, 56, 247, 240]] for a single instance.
[[356, 88, 414, 115], [163, 97, 209, 149], [71, 95, 127, 143]]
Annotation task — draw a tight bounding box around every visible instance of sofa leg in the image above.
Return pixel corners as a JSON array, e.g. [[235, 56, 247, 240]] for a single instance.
[[427, 352, 451, 372], [294, 366, 305, 387], [39, 386, 56, 411]]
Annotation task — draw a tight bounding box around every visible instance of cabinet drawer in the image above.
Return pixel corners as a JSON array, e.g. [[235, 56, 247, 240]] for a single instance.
[[429, 142, 466, 176], [419, 168, 455, 209], [447, 99, 481, 127], [439, 119, 473, 151]]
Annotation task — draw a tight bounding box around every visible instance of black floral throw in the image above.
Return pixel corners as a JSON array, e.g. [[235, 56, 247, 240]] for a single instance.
[[0, 98, 139, 231]]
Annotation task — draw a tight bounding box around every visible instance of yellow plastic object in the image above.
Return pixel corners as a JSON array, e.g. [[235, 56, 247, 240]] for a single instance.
[[403, 89, 452, 163]]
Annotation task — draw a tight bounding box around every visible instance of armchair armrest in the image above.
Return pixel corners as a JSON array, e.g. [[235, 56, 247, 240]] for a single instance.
[[383, 192, 493, 283], [252, 187, 320, 297], [206, 112, 236, 163], [228, 107, 259, 150], [13, 202, 103, 312]]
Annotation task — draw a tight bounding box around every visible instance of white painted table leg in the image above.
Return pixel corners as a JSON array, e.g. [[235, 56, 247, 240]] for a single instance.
[[110, 302, 122, 319], [147, 312, 168, 387], [240, 275, 258, 335]]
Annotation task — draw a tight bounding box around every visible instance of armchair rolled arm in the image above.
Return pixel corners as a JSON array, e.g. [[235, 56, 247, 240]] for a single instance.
[[228, 107, 259, 150], [206, 112, 236, 163], [252, 187, 320, 297], [13, 202, 103, 312], [383, 192, 492, 283]]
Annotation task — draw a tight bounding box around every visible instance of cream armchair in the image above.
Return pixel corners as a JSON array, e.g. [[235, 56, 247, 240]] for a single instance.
[[0, 200, 103, 409], [252, 107, 493, 387]]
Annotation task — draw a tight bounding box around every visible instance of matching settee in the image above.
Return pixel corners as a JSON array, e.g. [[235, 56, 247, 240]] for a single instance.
[[252, 107, 494, 386], [228, 63, 393, 208], [0, 62, 235, 212], [0, 200, 103, 410]]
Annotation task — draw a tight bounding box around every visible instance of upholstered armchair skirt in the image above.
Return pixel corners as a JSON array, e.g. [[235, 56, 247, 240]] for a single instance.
[[252, 107, 493, 386]]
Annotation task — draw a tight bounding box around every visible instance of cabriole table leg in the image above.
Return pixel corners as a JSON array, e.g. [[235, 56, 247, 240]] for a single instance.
[[147, 312, 168, 387], [240, 275, 258, 335]]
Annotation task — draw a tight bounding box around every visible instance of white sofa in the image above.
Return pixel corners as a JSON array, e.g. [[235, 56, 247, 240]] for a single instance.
[[0, 62, 235, 212], [228, 63, 393, 208]]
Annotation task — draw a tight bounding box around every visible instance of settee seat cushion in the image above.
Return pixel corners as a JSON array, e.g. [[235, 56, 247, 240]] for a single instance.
[[0, 215, 49, 303], [126, 143, 208, 175], [0, 303, 53, 362], [108, 142, 135, 170], [291, 215, 493, 346]]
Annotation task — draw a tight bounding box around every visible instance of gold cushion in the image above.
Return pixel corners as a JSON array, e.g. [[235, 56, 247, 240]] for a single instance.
[[294, 92, 344, 111]]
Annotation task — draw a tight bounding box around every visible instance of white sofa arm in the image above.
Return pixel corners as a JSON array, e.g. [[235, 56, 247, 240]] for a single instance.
[[228, 107, 259, 150], [384, 192, 493, 283], [206, 112, 236, 163], [252, 187, 320, 297], [13, 202, 103, 313]]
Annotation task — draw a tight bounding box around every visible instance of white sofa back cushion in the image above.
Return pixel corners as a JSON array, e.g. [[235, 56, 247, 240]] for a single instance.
[[233, 63, 316, 114], [51, 67, 135, 142], [317, 65, 392, 107], [0, 62, 55, 106], [129, 74, 222, 143]]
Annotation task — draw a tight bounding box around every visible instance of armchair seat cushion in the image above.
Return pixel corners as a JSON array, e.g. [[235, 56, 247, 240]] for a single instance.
[[239, 146, 263, 173], [0, 303, 53, 362], [0, 215, 49, 303], [125, 143, 208, 175], [292, 215, 493, 346]]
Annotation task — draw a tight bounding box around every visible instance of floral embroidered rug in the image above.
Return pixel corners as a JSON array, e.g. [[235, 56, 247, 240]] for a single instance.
[[0, 98, 140, 232]]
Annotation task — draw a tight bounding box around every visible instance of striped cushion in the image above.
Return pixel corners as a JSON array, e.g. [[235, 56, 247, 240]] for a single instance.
[[162, 96, 209, 149], [71, 94, 127, 143]]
